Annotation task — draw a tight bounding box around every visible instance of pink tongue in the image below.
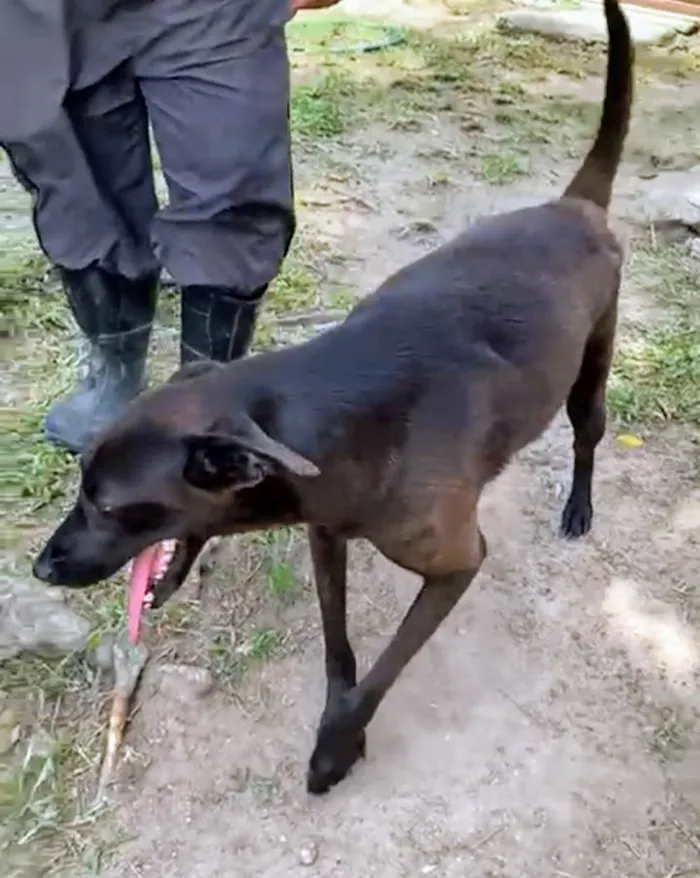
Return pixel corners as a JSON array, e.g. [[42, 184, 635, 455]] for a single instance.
[[127, 544, 160, 645]]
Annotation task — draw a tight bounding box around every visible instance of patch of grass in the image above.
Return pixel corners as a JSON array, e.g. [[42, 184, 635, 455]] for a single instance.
[[198, 529, 307, 688], [7, 411, 76, 513], [291, 72, 353, 139], [286, 18, 612, 182], [284, 10, 699, 162], [2, 269, 100, 875], [473, 27, 602, 81], [478, 150, 529, 184], [628, 242, 699, 312], [207, 625, 281, 685], [0, 657, 109, 875], [256, 528, 306, 605], [636, 33, 700, 80], [0, 256, 63, 337], [246, 772, 281, 806], [283, 12, 635, 195], [609, 242, 699, 427], [2, 260, 77, 553], [207, 629, 246, 685], [608, 321, 700, 426], [414, 34, 484, 88], [0, 735, 86, 858], [71, 579, 131, 640], [247, 627, 280, 662], [267, 251, 318, 315], [254, 234, 334, 349], [287, 13, 406, 57], [427, 169, 452, 187], [326, 286, 357, 312], [267, 561, 300, 604], [0, 653, 89, 701]]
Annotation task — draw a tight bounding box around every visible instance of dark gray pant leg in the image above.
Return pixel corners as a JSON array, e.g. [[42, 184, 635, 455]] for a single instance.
[[2, 65, 158, 279], [137, 24, 295, 292], [63, 68, 159, 275]]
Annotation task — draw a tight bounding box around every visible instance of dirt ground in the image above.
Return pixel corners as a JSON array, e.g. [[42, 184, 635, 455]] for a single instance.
[[4, 4, 699, 877]]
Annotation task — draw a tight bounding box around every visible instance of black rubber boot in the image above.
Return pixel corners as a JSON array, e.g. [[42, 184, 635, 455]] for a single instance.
[[179, 285, 265, 365], [44, 267, 158, 455]]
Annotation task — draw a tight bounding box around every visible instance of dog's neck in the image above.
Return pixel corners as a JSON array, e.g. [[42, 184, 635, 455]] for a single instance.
[[218, 474, 304, 535]]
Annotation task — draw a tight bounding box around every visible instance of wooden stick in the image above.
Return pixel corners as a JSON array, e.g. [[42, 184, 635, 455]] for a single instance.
[[94, 637, 149, 803], [96, 690, 129, 800]]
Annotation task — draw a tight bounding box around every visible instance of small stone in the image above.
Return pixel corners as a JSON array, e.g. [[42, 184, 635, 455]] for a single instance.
[[86, 632, 116, 673], [0, 576, 91, 660], [155, 664, 215, 702], [26, 728, 57, 759], [633, 166, 700, 227], [299, 842, 318, 866]]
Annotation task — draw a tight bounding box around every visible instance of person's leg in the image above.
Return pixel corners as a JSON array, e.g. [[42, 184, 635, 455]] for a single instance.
[[2, 66, 159, 454], [136, 7, 295, 363]]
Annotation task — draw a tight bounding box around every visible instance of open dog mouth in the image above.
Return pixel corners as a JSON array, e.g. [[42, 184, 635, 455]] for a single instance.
[[127, 536, 204, 644]]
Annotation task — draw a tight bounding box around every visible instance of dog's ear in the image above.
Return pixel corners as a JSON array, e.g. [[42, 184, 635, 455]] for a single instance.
[[183, 434, 271, 492], [235, 416, 320, 478], [183, 418, 320, 492]]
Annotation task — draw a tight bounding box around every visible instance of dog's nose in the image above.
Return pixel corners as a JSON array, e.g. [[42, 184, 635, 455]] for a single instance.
[[32, 546, 55, 584]]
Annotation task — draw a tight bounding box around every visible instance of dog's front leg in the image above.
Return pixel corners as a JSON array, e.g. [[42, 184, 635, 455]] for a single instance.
[[307, 534, 485, 795], [307, 524, 362, 782]]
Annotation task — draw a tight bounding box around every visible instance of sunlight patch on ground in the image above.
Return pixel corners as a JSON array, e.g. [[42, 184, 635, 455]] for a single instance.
[[603, 577, 699, 688], [670, 490, 700, 536]]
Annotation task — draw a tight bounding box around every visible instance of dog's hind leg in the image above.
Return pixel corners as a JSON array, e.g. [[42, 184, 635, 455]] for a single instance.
[[561, 303, 618, 538], [306, 524, 486, 795]]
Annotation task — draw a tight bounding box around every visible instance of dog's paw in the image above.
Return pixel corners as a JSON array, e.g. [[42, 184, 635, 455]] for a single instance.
[[560, 496, 593, 539], [306, 719, 366, 795]]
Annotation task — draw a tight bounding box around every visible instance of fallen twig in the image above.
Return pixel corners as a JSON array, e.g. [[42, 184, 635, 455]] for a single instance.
[[93, 635, 149, 803], [470, 824, 506, 852], [672, 818, 700, 855]]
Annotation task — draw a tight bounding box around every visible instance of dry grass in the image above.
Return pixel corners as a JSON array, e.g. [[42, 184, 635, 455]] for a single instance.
[[609, 241, 700, 429]]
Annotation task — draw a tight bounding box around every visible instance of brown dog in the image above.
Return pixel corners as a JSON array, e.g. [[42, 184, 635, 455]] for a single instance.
[[33, 0, 633, 795]]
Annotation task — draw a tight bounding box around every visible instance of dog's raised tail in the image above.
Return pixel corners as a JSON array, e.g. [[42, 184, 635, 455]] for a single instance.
[[563, 0, 634, 210]]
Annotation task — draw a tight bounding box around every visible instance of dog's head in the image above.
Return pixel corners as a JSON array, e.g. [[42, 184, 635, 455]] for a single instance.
[[32, 362, 319, 609]]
